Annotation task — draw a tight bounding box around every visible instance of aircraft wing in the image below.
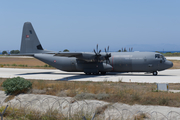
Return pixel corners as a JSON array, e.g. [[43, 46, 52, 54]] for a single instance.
[[54, 53, 82, 57], [54, 52, 100, 62]]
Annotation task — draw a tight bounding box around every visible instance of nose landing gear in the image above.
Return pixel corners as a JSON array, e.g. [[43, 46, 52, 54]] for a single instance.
[[152, 71, 158, 76]]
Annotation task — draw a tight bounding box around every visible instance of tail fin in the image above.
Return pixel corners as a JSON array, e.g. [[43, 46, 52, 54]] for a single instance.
[[20, 22, 45, 54]]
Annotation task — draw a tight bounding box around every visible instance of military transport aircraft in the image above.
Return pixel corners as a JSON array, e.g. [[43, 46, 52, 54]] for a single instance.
[[18, 22, 173, 75]]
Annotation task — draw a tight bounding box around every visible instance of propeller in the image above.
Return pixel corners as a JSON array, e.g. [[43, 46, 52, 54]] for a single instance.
[[93, 44, 101, 61], [104, 46, 111, 64]]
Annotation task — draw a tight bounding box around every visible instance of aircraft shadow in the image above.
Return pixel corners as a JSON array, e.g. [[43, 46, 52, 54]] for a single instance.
[[17, 72, 82, 76], [57, 73, 175, 81], [16, 72, 175, 81], [56, 74, 100, 81]]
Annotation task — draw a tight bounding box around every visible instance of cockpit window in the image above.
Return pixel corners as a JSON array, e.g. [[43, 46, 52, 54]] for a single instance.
[[155, 54, 160, 58], [155, 54, 165, 60]]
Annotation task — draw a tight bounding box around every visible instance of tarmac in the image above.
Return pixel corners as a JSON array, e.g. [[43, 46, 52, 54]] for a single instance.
[[0, 68, 180, 83]]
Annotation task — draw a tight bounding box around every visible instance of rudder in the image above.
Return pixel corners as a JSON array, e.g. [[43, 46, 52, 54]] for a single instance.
[[20, 22, 44, 53]]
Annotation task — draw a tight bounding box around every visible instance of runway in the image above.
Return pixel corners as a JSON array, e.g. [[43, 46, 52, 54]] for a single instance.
[[166, 57, 180, 60], [0, 68, 180, 83]]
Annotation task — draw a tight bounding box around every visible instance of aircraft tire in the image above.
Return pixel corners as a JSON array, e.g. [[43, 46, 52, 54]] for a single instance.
[[101, 72, 106, 75], [93, 72, 99, 75], [85, 72, 91, 75], [153, 71, 158, 76]]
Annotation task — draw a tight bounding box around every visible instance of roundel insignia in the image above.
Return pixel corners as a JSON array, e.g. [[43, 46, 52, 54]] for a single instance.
[[54, 60, 56, 63]]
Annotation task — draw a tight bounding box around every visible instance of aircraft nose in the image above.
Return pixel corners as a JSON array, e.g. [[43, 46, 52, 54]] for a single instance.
[[165, 60, 173, 69]]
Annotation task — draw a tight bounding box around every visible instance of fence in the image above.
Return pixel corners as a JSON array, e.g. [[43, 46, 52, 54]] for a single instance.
[[1, 96, 180, 120]]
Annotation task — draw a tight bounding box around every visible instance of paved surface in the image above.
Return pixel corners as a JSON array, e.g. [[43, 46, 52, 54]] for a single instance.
[[166, 57, 180, 60], [0, 68, 180, 83]]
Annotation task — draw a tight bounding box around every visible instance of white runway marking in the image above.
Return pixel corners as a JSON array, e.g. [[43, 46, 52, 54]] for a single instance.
[[0, 68, 180, 83]]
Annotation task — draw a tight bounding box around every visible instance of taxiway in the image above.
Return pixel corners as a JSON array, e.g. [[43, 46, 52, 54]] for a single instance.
[[0, 68, 180, 83]]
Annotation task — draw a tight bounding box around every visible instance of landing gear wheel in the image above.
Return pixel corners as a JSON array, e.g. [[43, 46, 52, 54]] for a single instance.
[[152, 71, 158, 76], [101, 72, 106, 75], [85, 72, 91, 75], [93, 72, 99, 75]]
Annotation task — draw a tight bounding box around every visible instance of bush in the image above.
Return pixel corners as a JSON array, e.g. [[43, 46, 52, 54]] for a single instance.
[[75, 93, 96, 100], [96, 93, 109, 100], [75, 93, 110, 100], [2, 77, 32, 95]]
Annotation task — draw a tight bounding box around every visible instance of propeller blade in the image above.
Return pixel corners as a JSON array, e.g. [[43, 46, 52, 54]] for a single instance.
[[94, 49, 96, 54], [99, 50, 101, 54], [97, 44, 98, 53], [105, 48, 106, 53], [107, 46, 109, 52]]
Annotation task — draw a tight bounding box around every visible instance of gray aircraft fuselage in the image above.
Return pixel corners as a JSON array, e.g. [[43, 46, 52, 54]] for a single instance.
[[34, 52, 172, 74], [18, 22, 173, 75]]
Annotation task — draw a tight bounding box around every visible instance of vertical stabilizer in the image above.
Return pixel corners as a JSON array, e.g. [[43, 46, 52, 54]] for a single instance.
[[20, 22, 44, 53]]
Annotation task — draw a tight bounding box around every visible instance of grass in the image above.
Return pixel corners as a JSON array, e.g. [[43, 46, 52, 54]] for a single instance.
[[0, 57, 54, 69], [162, 52, 180, 56], [169, 60, 180, 69], [0, 105, 151, 120], [0, 106, 94, 120], [1, 78, 180, 107]]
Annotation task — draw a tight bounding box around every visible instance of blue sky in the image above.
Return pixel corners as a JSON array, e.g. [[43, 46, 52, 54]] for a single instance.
[[0, 1, 180, 52]]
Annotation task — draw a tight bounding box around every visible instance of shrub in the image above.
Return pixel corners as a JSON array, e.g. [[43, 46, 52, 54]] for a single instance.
[[2, 77, 32, 95], [56, 91, 67, 97], [158, 97, 169, 105], [11, 64, 17, 66], [44, 64, 48, 67], [96, 93, 109, 100], [31, 89, 46, 94], [75, 93, 96, 100]]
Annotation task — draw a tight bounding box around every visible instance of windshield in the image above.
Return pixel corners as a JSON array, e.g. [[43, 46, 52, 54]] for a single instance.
[[155, 54, 166, 60]]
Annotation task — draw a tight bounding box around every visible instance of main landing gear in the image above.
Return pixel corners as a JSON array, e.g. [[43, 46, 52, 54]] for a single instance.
[[85, 72, 106, 75], [152, 71, 158, 76]]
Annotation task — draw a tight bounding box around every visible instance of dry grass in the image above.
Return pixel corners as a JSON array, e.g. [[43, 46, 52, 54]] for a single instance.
[[0, 57, 54, 69], [0, 57, 44, 66], [169, 60, 180, 69], [0, 106, 87, 120], [1, 78, 180, 107]]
